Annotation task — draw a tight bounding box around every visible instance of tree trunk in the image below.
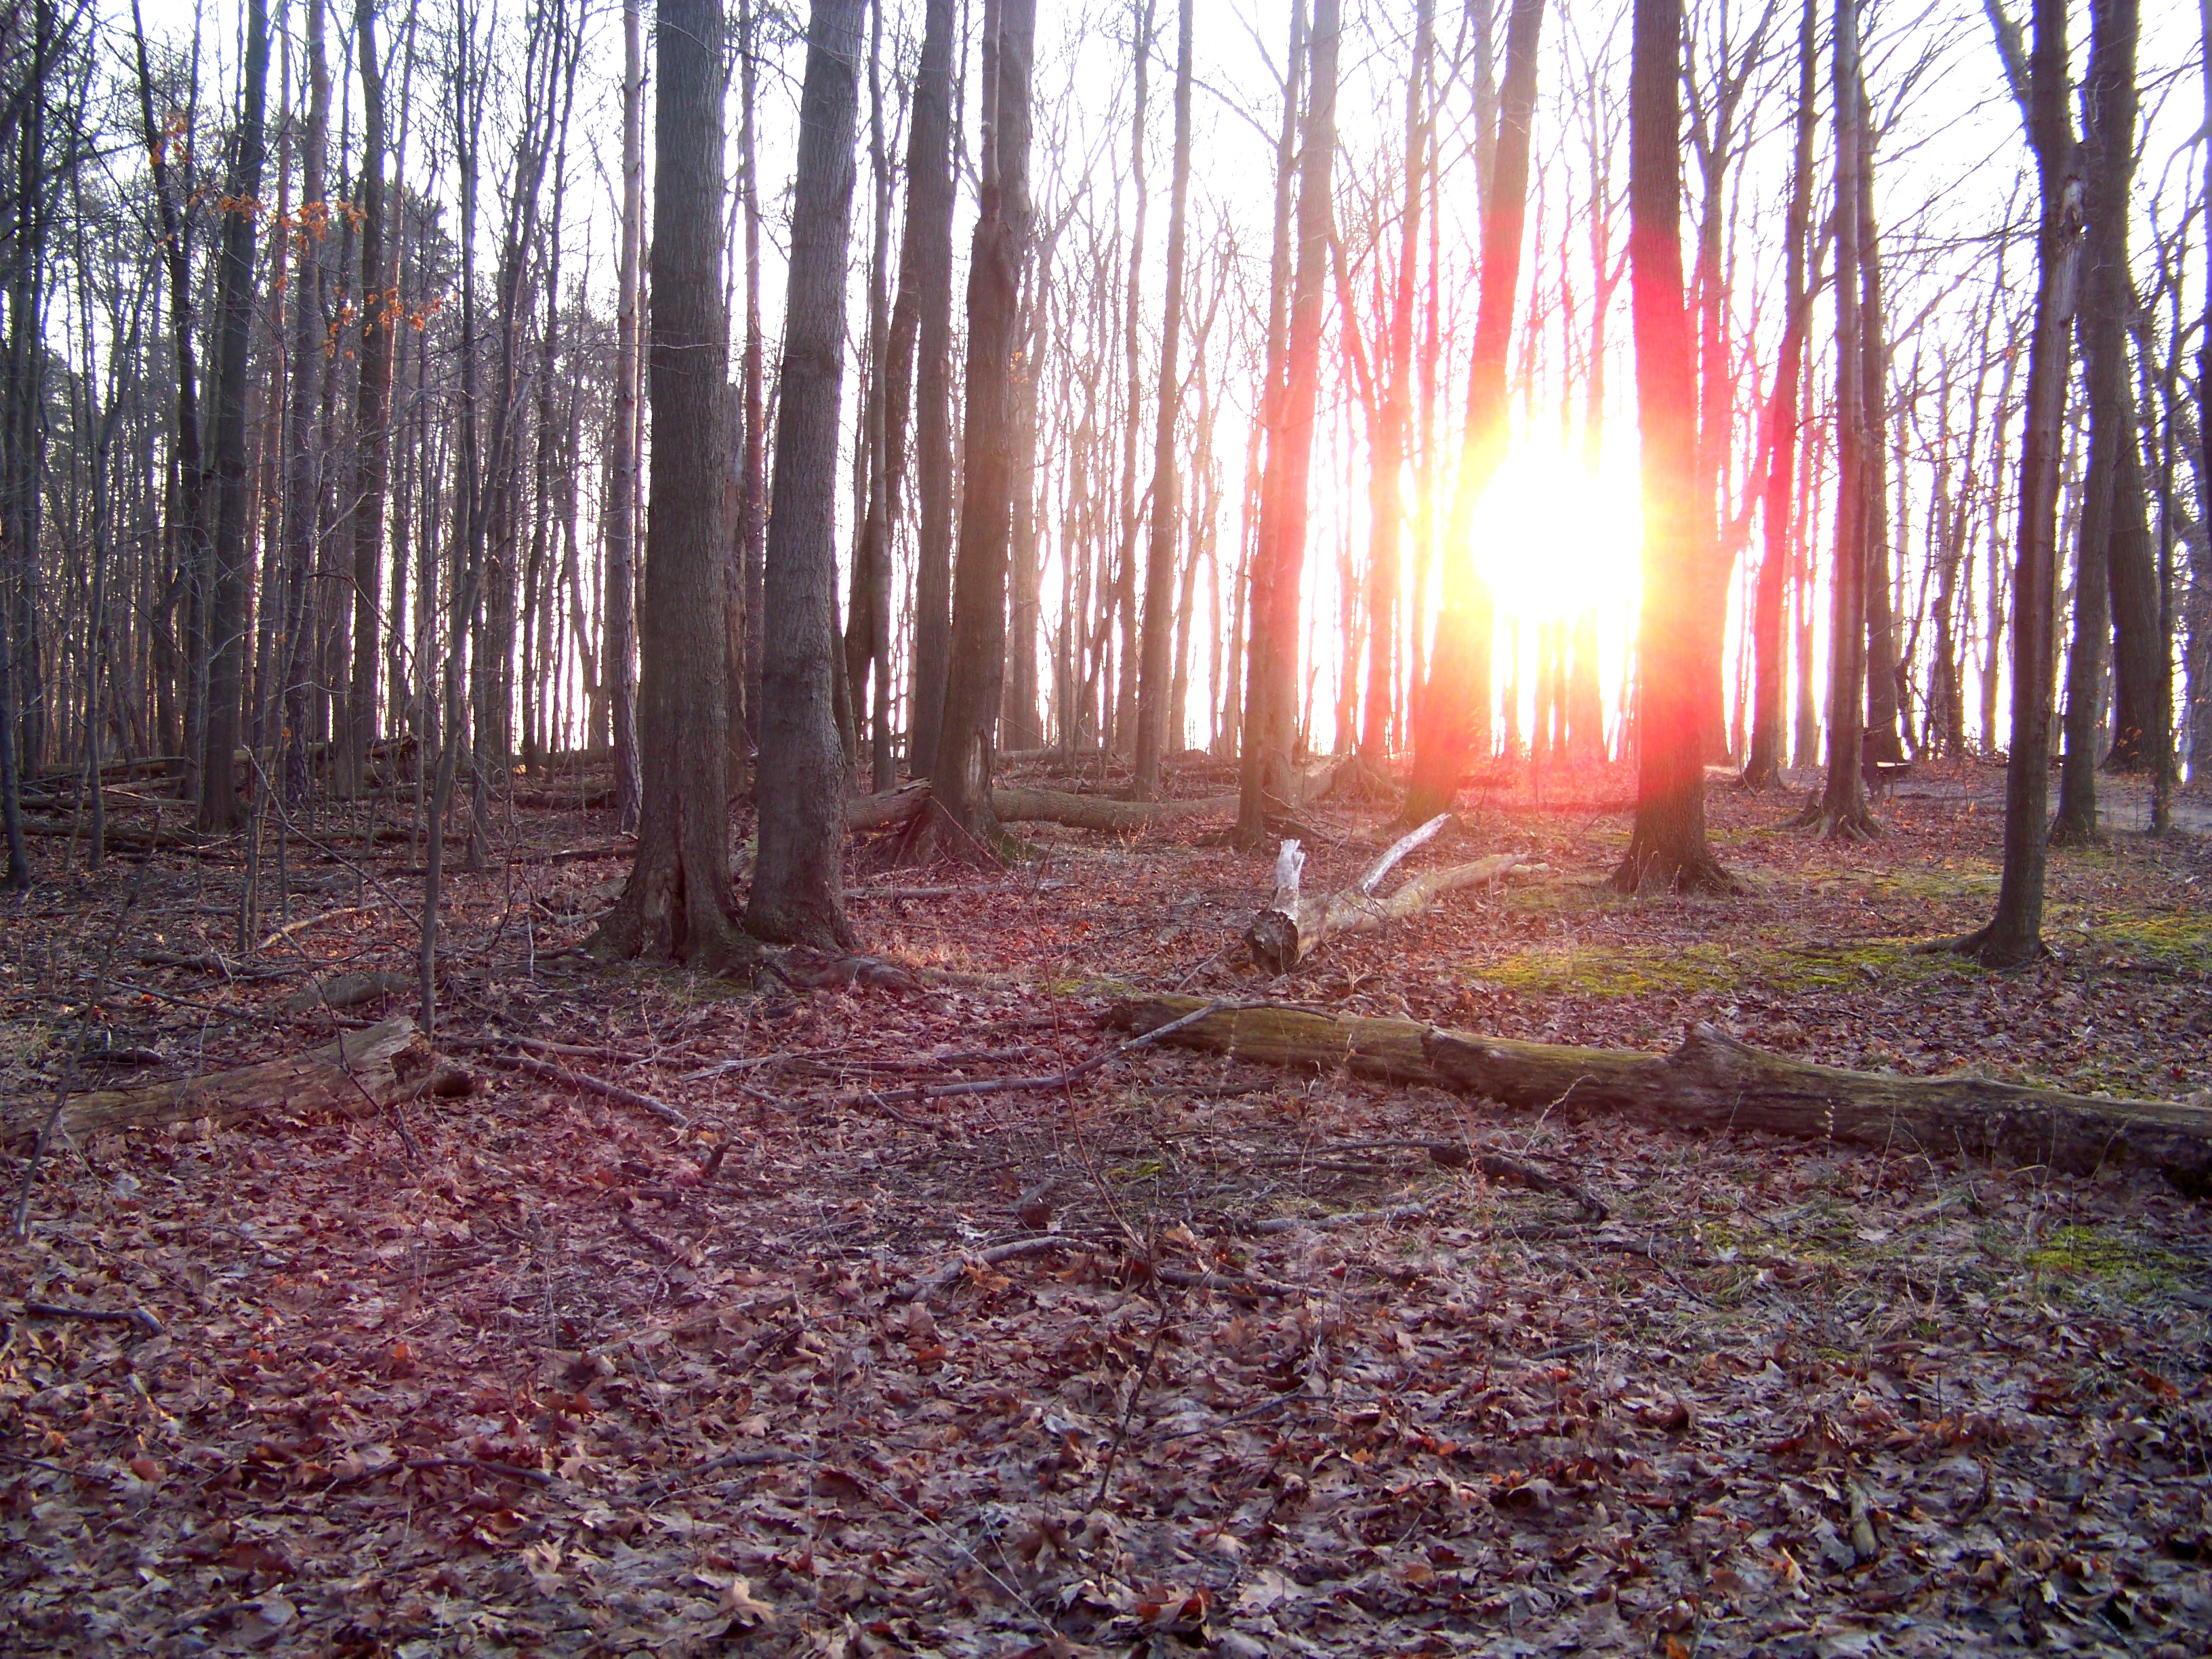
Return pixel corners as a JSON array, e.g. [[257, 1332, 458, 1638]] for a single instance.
[[1359, 0, 1435, 770], [279, 0, 329, 807], [737, 0, 767, 753], [1237, 0, 1340, 844], [605, 0, 644, 834], [1401, 0, 1542, 826], [744, 0, 864, 946], [595, 0, 749, 968], [1132, 0, 1195, 798], [902, 0, 960, 778], [199, 0, 272, 834], [1856, 91, 1904, 766], [1614, 0, 1731, 890], [1744, 0, 1818, 790], [1805, 0, 1877, 842], [923, 0, 1037, 856], [343, 0, 394, 800], [2068, 0, 2154, 786], [1961, 0, 2081, 967]]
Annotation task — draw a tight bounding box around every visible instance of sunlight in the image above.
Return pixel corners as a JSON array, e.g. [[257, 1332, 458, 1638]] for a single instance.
[[1469, 437, 1645, 626]]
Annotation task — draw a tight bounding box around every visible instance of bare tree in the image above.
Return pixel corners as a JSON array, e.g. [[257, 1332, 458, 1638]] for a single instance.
[[596, 0, 749, 966], [1237, 0, 1338, 844], [1614, 0, 1733, 890], [747, 0, 864, 945], [1132, 0, 1194, 797]]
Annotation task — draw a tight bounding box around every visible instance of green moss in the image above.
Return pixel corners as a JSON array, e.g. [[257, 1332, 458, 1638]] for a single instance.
[[2095, 912, 2212, 972], [2022, 1223, 2189, 1298], [1474, 934, 1957, 998]]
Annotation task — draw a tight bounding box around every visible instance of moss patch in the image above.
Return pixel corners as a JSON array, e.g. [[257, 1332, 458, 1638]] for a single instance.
[[1475, 935, 1959, 998]]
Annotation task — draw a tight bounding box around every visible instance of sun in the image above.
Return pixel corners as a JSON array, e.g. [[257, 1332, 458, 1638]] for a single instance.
[[1469, 438, 1645, 626]]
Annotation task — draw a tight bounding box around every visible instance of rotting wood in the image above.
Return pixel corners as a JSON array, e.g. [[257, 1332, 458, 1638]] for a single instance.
[[0, 1017, 464, 1148], [1246, 817, 1536, 972], [845, 780, 1238, 835], [1107, 994, 2212, 1193], [281, 971, 413, 1014]]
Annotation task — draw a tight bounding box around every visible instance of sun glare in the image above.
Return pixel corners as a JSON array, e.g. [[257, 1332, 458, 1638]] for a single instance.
[[1469, 438, 1645, 625]]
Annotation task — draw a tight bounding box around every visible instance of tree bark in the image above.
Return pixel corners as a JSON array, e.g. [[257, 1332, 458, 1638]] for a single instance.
[[199, 0, 271, 834], [1237, 0, 1339, 845], [344, 0, 394, 800], [743, 0, 865, 946], [1132, 0, 1194, 798], [603, 0, 644, 836], [1109, 996, 2212, 1195], [1744, 0, 1819, 790], [1614, 0, 1731, 890], [1, 1017, 462, 1148], [1960, 0, 2081, 966], [924, 0, 1037, 856], [1401, 0, 1542, 826], [595, 0, 750, 968], [279, 0, 329, 807], [1804, 0, 1878, 842]]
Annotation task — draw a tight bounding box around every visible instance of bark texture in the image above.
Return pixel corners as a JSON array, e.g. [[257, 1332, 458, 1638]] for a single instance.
[[1111, 997, 2212, 1194]]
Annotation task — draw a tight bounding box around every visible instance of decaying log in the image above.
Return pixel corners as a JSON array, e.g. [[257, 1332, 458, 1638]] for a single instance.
[[1108, 995, 2212, 1193], [280, 971, 414, 1014], [1246, 816, 1534, 972], [844, 781, 1238, 835], [1, 1017, 468, 1149]]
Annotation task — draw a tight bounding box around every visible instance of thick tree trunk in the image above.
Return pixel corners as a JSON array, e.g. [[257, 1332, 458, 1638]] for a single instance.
[[1401, 0, 1542, 826], [1237, 0, 1339, 844], [595, 0, 750, 968], [199, 0, 271, 834], [1132, 0, 1195, 798], [745, 0, 863, 947], [1614, 0, 1731, 890], [924, 0, 1037, 856], [1109, 996, 2212, 1195]]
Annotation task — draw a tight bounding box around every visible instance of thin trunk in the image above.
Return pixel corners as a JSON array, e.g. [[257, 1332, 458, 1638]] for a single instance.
[[1132, 0, 1194, 796], [607, 0, 643, 832]]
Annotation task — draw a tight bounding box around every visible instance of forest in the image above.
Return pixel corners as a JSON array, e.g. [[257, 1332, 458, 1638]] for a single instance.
[[1, 0, 2210, 1652]]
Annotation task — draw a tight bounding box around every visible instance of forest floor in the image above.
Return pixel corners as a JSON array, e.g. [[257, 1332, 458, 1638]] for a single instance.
[[3, 752, 2210, 1658]]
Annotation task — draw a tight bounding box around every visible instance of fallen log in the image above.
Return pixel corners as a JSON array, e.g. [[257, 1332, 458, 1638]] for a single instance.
[[1107, 995, 2212, 1193], [0, 1017, 468, 1149], [1246, 817, 1534, 972], [843, 781, 1238, 835]]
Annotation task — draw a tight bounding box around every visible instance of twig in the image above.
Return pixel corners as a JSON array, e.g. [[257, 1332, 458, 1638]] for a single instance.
[[473, 1047, 690, 1127], [1091, 1307, 1173, 1513], [843, 1000, 1233, 1119], [21, 1300, 163, 1338], [888, 1233, 1096, 1305]]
